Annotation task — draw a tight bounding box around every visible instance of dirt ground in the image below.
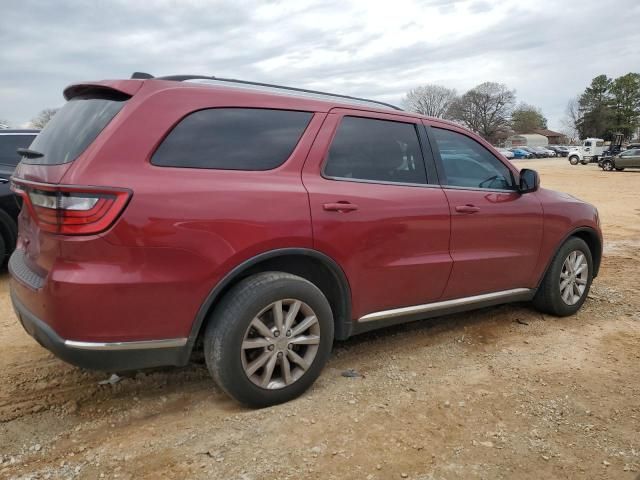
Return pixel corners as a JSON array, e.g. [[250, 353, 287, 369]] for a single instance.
[[1, 159, 639, 480]]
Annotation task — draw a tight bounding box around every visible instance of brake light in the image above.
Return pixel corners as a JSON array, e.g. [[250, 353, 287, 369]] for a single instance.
[[12, 181, 131, 235]]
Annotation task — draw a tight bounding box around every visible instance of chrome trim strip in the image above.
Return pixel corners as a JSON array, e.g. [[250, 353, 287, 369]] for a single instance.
[[321, 174, 441, 189], [64, 337, 188, 351], [442, 185, 518, 194], [358, 288, 532, 323]]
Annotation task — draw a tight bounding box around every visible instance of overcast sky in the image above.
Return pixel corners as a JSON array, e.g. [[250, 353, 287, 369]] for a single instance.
[[1, 0, 639, 130]]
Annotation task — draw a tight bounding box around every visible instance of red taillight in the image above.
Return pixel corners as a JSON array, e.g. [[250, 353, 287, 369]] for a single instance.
[[12, 180, 131, 235]]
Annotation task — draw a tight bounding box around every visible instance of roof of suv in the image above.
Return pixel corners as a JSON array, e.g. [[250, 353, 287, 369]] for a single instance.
[[146, 73, 405, 112], [65, 73, 409, 115], [63, 73, 471, 132]]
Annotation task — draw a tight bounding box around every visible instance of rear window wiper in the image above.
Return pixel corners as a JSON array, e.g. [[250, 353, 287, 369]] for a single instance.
[[17, 148, 44, 159]]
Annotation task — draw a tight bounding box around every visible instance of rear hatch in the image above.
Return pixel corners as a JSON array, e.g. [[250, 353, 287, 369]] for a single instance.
[[11, 81, 140, 277], [13, 85, 135, 184]]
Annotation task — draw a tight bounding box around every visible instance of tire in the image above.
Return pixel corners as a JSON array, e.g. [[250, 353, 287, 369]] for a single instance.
[[0, 235, 5, 266], [0, 209, 17, 262], [601, 160, 614, 171], [568, 156, 579, 165], [203, 272, 334, 408], [533, 237, 593, 317]]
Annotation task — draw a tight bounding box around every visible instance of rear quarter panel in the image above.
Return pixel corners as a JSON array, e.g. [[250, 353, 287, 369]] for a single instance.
[[21, 84, 327, 341]]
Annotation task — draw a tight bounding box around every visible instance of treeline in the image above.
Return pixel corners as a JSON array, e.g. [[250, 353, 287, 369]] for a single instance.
[[564, 73, 640, 141], [403, 82, 547, 144]]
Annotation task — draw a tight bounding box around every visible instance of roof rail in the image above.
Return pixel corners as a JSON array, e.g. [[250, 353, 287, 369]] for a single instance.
[[130, 72, 403, 111]]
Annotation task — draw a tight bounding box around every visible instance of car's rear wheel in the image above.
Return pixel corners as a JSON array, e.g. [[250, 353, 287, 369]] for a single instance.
[[568, 156, 579, 165], [601, 160, 614, 171], [204, 272, 334, 407], [533, 237, 593, 316]]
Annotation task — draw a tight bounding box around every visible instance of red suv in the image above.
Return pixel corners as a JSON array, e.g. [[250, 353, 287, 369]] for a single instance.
[[10, 74, 602, 407]]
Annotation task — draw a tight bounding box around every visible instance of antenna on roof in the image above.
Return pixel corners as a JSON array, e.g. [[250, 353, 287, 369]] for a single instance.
[[131, 72, 154, 79]]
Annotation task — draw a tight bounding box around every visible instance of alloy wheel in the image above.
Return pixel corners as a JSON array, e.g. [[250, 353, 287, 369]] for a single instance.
[[559, 250, 588, 306], [241, 299, 320, 389]]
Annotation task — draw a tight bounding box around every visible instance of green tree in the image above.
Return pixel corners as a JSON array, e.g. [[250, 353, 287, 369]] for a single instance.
[[609, 73, 640, 140], [577, 75, 613, 139], [511, 103, 547, 133]]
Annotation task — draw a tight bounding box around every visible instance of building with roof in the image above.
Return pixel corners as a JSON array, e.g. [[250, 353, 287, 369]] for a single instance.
[[505, 133, 549, 148], [534, 129, 567, 145]]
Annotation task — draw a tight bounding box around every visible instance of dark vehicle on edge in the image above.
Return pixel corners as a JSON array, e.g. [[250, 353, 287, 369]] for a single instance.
[[0, 129, 39, 261]]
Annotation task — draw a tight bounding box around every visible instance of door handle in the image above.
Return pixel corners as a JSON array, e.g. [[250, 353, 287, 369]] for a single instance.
[[455, 204, 480, 214], [323, 202, 359, 212]]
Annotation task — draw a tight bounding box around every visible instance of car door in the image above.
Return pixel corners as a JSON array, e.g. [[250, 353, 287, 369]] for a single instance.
[[425, 121, 544, 299], [302, 110, 452, 320], [618, 149, 640, 168]]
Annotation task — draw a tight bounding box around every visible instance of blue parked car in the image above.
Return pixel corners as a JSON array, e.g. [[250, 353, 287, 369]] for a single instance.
[[510, 148, 534, 159]]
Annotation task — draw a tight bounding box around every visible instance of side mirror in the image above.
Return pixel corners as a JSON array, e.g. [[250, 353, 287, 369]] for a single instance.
[[519, 168, 540, 193]]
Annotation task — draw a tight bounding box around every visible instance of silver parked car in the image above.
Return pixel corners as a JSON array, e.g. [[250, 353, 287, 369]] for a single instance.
[[497, 148, 514, 159]]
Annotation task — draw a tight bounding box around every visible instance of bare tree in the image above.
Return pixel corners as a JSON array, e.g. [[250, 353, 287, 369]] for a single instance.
[[446, 82, 516, 143], [402, 85, 458, 118], [30, 108, 59, 129], [560, 97, 581, 142]]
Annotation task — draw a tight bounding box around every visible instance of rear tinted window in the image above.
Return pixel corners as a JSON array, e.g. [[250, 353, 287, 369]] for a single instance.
[[0, 134, 37, 166], [151, 108, 313, 170], [324, 116, 427, 184], [24, 93, 127, 165]]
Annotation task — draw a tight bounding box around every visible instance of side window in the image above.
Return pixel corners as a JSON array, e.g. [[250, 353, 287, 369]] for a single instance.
[[152, 108, 313, 170], [324, 116, 427, 184], [431, 127, 515, 190], [584, 141, 592, 147]]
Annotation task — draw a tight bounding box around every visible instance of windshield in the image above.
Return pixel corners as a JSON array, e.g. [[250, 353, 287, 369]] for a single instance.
[[24, 92, 127, 165]]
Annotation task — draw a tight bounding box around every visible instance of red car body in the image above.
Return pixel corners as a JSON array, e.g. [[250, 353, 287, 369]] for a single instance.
[[10, 77, 602, 373]]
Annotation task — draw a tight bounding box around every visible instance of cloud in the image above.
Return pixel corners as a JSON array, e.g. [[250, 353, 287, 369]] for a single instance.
[[1, 0, 639, 130]]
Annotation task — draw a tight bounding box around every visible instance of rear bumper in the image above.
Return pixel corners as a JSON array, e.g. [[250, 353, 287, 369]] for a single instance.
[[11, 288, 190, 371]]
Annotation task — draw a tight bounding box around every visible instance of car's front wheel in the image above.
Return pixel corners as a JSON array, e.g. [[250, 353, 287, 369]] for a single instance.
[[568, 156, 579, 165], [533, 237, 593, 316], [601, 160, 614, 171], [204, 272, 334, 408]]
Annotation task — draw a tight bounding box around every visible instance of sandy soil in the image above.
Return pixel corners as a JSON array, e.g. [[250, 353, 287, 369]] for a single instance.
[[1, 159, 639, 480]]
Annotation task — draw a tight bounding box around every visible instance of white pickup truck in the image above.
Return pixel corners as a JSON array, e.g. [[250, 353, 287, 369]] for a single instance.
[[567, 138, 605, 165]]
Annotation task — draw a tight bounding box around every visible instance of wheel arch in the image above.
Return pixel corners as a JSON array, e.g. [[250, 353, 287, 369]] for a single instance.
[[537, 227, 602, 288], [185, 248, 353, 359], [571, 228, 602, 276]]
